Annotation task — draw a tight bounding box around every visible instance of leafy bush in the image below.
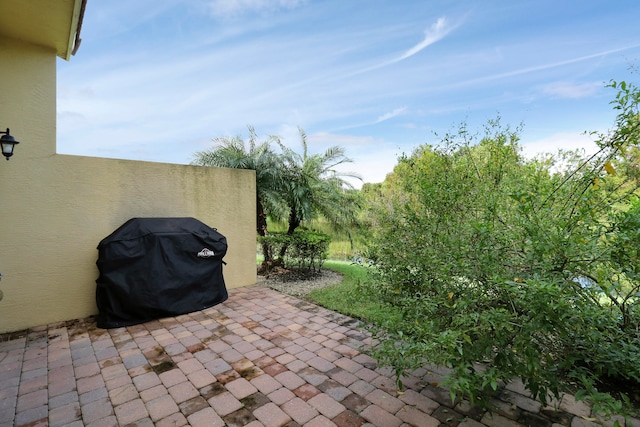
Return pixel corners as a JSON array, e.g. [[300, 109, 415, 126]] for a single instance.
[[365, 81, 640, 415], [259, 230, 330, 272]]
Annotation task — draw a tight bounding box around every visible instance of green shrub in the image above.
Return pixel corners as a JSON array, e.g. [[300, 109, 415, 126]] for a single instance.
[[259, 230, 330, 272], [365, 81, 640, 416]]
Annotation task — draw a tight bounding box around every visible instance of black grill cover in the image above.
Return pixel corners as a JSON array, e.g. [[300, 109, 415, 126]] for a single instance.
[[96, 217, 228, 328]]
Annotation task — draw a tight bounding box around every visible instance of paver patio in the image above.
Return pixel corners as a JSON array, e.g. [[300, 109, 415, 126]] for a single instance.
[[1, 285, 638, 427]]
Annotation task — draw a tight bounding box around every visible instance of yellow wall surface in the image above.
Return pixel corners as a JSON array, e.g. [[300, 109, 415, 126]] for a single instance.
[[0, 37, 257, 333]]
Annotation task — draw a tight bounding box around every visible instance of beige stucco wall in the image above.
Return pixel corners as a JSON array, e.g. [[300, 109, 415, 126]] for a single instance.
[[0, 37, 257, 333]]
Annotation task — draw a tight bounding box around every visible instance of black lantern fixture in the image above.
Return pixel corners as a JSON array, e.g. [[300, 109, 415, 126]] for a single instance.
[[0, 128, 20, 160]]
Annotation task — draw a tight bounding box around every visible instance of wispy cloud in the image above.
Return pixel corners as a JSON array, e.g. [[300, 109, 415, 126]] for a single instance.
[[207, 0, 306, 17], [375, 107, 407, 123], [351, 16, 457, 76], [450, 44, 640, 89], [542, 81, 601, 99], [395, 17, 453, 62]]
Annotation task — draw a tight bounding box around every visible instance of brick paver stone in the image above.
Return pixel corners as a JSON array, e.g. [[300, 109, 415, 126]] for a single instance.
[[146, 394, 180, 422], [156, 412, 188, 427], [263, 362, 288, 377], [251, 373, 283, 395], [489, 398, 521, 420], [208, 391, 243, 417], [101, 363, 128, 382], [168, 380, 199, 403], [274, 370, 306, 390], [133, 371, 161, 391], [308, 393, 347, 419], [282, 397, 320, 424], [298, 368, 329, 386], [85, 414, 118, 427], [320, 381, 352, 402], [286, 359, 308, 373], [187, 368, 217, 389], [14, 407, 47, 427], [81, 397, 114, 424], [276, 353, 297, 365], [307, 356, 336, 373], [332, 410, 367, 427], [360, 404, 402, 427], [501, 389, 543, 414], [347, 380, 375, 399], [226, 377, 259, 399], [140, 384, 167, 403], [398, 389, 439, 414], [205, 358, 233, 376], [459, 418, 487, 427], [397, 406, 441, 427], [114, 398, 148, 425], [77, 374, 105, 394], [366, 389, 404, 414], [48, 401, 82, 427], [330, 369, 359, 387], [187, 407, 225, 427], [268, 387, 296, 405], [16, 389, 47, 412], [159, 368, 188, 388], [109, 383, 139, 406], [334, 344, 359, 358], [49, 390, 79, 409], [105, 373, 132, 391], [253, 402, 292, 427], [220, 348, 244, 363], [75, 361, 101, 378], [306, 414, 338, 427]]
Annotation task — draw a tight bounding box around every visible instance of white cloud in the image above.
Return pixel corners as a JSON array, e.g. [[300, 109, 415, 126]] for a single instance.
[[307, 132, 406, 187], [542, 81, 601, 99], [396, 17, 453, 62], [521, 131, 599, 158], [350, 16, 457, 77], [375, 107, 407, 124], [338, 147, 402, 188]]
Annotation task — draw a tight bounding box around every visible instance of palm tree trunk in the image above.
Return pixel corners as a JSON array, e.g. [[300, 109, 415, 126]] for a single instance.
[[257, 198, 272, 262], [278, 208, 301, 259]]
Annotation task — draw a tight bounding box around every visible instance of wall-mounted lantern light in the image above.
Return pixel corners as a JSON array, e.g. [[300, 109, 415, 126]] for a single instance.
[[0, 128, 20, 160]]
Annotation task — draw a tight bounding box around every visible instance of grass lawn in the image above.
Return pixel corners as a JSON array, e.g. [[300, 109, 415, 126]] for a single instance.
[[256, 255, 401, 329], [306, 260, 402, 327]]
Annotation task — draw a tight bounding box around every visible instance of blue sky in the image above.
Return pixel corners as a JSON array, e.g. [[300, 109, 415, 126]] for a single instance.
[[57, 0, 640, 187]]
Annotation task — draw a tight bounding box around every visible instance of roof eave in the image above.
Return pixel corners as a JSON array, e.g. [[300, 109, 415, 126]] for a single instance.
[[61, 0, 86, 60]]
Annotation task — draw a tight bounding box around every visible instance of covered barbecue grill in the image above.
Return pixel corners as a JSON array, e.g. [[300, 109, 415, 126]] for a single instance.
[[96, 217, 228, 328]]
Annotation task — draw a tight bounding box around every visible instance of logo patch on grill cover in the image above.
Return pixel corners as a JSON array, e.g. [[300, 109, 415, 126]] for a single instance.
[[197, 248, 215, 258]]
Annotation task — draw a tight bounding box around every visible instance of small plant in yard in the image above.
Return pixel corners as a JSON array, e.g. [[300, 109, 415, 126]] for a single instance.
[[259, 230, 330, 273]]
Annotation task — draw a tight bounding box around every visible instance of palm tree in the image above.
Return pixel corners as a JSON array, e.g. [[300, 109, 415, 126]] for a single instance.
[[192, 126, 288, 261], [279, 128, 362, 236], [193, 126, 362, 265]]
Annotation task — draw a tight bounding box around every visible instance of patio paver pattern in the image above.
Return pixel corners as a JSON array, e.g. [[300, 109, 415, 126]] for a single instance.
[[1, 285, 638, 427]]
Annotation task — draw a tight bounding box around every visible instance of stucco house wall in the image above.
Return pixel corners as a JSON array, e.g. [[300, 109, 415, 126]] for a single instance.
[[0, 36, 256, 333]]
